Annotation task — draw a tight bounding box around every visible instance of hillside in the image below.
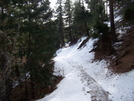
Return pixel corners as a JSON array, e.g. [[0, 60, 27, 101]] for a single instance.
[[37, 28, 134, 101], [91, 26, 134, 73], [112, 26, 134, 73]]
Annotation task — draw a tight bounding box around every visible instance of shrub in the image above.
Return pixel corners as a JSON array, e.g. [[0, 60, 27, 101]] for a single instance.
[[91, 22, 109, 39]]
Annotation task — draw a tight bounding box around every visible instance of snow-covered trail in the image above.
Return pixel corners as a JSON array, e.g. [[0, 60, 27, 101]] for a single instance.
[[38, 37, 134, 101], [38, 38, 110, 101], [60, 57, 110, 101]]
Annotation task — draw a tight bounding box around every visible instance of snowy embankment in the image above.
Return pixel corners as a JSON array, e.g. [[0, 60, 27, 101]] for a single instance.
[[38, 37, 134, 101]]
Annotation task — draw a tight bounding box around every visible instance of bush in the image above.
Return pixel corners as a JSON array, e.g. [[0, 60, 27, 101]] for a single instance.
[[91, 22, 109, 39], [124, 7, 134, 23]]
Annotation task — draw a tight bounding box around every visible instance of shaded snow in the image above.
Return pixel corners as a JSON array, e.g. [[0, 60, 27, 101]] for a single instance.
[[37, 37, 134, 101], [40, 71, 91, 101]]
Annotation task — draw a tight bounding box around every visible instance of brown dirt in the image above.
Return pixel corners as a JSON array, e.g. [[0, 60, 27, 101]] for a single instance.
[[112, 26, 134, 73], [93, 26, 134, 73], [9, 76, 63, 101], [92, 37, 115, 60]]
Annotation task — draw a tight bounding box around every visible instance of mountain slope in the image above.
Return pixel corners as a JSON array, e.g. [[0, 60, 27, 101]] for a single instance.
[[37, 37, 134, 101]]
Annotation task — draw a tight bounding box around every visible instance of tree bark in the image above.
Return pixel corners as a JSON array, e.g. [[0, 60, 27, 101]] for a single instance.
[[15, 65, 20, 77], [109, 0, 117, 42]]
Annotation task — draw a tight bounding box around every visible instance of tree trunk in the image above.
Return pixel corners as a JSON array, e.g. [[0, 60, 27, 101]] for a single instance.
[[61, 28, 65, 47], [85, 23, 89, 37], [15, 65, 20, 77], [69, 17, 73, 42], [109, 0, 117, 42]]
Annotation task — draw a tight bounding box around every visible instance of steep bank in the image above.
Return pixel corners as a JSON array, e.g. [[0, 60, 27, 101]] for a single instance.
[[112, 26, 134, 73]]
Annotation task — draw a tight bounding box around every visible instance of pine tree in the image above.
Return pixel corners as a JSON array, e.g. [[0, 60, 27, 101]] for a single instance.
[[64, 0, 74, 42], [85, 0, 109, 39], [56, 0, 65, 47], [73, 1, 92, 37], [0, 0, 60, 100], [0, 0, 19, 100], [115, 0, 134, 26]]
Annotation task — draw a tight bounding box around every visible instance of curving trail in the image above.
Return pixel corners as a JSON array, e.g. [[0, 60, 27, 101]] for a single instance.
[[38, 38, 134, 101]]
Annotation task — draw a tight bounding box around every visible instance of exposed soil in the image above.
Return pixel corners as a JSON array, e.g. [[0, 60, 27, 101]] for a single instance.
[[9, 76, 63, 101], [92, 35, 115, 60], [111, 26, 134, 73], [94, 26, 134, 73], [93, 40, 115, 60]]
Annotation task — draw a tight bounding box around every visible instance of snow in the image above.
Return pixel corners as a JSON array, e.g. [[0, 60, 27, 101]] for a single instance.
[[113, 42, 122, 50], [40, 71, 91, 101], [37, 37, 134, 101]]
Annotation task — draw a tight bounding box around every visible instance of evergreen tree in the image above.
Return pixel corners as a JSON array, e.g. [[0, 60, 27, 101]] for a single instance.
[[64, 0, 74, 42], [115, 0, 134, 26], [0, 0, 60, 100], [18, 0, 59, 87], [73, 1, 92, 38], [86, 0, 109, 39], [0, 0, 20, 100], [56, 0, 65, 47]]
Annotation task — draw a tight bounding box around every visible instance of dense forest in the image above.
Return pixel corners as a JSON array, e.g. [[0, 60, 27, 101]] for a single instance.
[[0, 0, 134, 101]]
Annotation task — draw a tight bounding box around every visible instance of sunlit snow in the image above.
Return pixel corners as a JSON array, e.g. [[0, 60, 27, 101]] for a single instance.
[[37, 37, 134, 101]]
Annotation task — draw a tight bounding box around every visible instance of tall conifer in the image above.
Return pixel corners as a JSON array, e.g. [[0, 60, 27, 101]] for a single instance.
[[56, 0, 65, 47]]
